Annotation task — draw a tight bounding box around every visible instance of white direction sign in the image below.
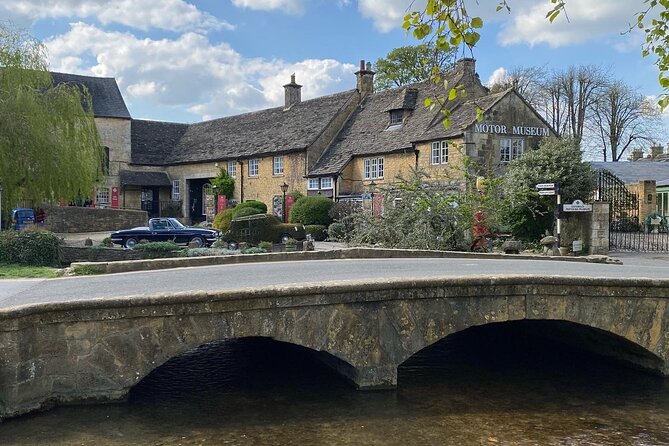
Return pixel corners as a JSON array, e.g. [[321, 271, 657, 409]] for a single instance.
[[538, 189, 557, 196], [535, 183, 556, 190]]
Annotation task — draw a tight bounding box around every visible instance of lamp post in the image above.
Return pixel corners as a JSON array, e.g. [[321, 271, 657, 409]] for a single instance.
[[368, 180, 376, 215], [280, 182, 289, 223]]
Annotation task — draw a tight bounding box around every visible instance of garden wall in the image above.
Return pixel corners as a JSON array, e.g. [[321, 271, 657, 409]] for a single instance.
[[44, 206, 148, 233]]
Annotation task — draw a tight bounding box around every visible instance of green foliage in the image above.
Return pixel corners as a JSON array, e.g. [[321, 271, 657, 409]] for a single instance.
[[71, 264, 97, 276], [209, 168, 235, 198], [258, 241, 273, 251], [181, 247, 237, 257], [100, 237, 113, 247], [234, 207, 264, 218], [289, 196, 334, 226], [233, 200, 267, 216], [0, 263, 60, 279], [502, 138, 597, 241], [131, 241, 181, 259], [327, 222, 348, 241], [241, 247, 267, 254], [374, 43, 456, 91], [635, 0, 669, 109], [305, 225, 327, 241], [0, 23, 103, 209], [288, 191, 304, 202], [212, 208, 235, 231], [0, 229, 61, 266]]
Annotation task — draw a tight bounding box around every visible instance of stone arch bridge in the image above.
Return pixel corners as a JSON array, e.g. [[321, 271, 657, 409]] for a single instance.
[[1, 275, 669, 420]]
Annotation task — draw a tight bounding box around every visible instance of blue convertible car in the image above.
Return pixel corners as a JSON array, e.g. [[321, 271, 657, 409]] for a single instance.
[[110, 218, 220, 249]]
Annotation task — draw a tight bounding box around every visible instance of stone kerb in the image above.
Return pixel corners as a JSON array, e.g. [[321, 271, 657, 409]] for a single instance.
[[1, 275, 668, 420]]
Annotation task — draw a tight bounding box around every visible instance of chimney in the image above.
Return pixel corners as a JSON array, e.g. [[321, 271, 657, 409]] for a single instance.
[[283, 73, 302, 110], [651, 144, 664, 158], [455, 58, 476, 77], [355, 59, 375, 96], [629, 148, 644, 161]]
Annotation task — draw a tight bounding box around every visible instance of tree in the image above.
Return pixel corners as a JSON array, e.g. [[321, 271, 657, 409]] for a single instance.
[[0, 24, 102, 210], [488, 65, 547, 107], [209, 168, 234, 198], [403, 1, 669, 109], [374, 43, 456, 91], [589, 80, 663, 161], [503, 138, 597, 240]]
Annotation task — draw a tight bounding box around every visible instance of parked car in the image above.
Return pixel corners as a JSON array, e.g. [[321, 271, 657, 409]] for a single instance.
[[11, 208, 35, 230], [223, 214, 306, 249], [110, 217, 220, 249]]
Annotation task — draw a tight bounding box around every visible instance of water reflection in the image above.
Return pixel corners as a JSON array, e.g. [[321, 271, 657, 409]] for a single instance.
[[2, 322, 669, 445]]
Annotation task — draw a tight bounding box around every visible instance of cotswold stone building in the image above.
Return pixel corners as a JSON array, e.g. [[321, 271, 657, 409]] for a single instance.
[[57, 59, 555, 223]]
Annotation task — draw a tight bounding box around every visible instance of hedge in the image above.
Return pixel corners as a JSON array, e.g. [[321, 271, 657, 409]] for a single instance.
[[0, 230, 61, 266], [289, 196, 333, 226], [233, 200, 267, 216], [305, 225, 327, 241]]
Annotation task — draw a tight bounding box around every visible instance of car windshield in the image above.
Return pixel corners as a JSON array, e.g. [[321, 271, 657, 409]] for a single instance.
[[169, 218, 186, 229]]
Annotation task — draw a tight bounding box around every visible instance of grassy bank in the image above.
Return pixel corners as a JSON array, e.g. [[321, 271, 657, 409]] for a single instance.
[[0, 263, 60, 279]]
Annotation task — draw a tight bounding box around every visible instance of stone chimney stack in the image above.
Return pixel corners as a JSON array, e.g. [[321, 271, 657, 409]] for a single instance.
[[456, 58, 476, 77], [629, 148, 644, 161], [355, 59, 375, 96], [651, 144, 664, 158], [283, 73, 302, 110]]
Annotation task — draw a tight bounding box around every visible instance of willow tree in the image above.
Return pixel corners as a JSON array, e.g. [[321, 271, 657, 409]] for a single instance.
[[0, 24, 102, 212]]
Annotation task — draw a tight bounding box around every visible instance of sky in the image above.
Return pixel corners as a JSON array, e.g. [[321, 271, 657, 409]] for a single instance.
[[2, 0, 668, 132]]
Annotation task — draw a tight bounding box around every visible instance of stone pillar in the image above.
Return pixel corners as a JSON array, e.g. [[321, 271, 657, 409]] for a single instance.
[[590, 202, 609, 255], [638, 180, 657, 226]]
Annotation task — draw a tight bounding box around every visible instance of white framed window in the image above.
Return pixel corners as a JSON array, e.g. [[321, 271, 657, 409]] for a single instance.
[[96, 187, 110, 206], [320, 177, 333, 189], [308, 178, 320, 190], [227, 160, 236, 178], [273, 156, 284, 175], [431, 141, 448, 165], [364, 157, 384, 180], [500, 138, 524, 163], [389, 110, 403, 125], [249, 158, 259, 177], [171, 179, 180, 200]]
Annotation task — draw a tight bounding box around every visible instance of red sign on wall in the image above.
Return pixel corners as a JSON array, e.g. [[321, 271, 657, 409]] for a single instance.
[[285, 195, 295, 219], [111, 187, 119, 209], [217, 195, 227, 213]]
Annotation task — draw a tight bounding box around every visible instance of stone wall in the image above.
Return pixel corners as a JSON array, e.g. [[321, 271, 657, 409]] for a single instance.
[[59, 247, 143, 265], [44, 206, 148, 233], [560, 202, 609, 255]]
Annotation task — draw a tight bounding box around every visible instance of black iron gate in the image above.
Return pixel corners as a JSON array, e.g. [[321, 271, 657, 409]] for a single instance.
[[596, 169, 669, 251]]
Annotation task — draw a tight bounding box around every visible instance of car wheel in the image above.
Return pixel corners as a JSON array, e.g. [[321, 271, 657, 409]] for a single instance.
[[189, 236, 205, 248], [280, 233, 292, 244], [124, 237, 139, 249], [227, 240, 239, 250]]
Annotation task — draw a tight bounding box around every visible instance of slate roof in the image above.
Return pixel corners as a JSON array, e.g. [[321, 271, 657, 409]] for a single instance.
[[590, 161, 669, 184], [119, 170, 172, 187], [129, 90, 357, 165], [50, 72, 131, 119], [308, 74, 507, 176]]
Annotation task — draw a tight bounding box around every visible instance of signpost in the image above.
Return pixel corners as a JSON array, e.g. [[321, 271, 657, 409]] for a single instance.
[[535, 182, 562, 252]]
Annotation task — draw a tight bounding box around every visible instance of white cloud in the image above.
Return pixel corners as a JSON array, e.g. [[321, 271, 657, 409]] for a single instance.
[[45, 22, 357, 120], [230, 0, 306, 14], [0, 0, 232, 32], [486, 67, 508, 87], [357, 0, 422, 32]]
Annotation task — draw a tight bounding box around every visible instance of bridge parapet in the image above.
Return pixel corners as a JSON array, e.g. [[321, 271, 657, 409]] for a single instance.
[[1, 275, 668, 420]]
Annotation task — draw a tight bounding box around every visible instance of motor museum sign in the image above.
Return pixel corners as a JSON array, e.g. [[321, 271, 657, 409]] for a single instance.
[[473, 123, 550, 137]]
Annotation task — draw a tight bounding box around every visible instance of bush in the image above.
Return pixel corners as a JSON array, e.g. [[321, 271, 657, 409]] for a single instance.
[[289, 196, 333, 226], [241, 247, 267, 254], [131, 241, 181, 259], [305, 225, 327, 241], [212, 208, 235, 231], [327, 222, 347, 241], [234, 207, 264, 218], [258, 241, 273, 251], [0, 229, 61, 266], [233, 200, 267, 216]]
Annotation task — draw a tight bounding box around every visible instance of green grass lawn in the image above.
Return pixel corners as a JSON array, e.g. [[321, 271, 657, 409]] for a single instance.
[[0, 263, 60, 279]]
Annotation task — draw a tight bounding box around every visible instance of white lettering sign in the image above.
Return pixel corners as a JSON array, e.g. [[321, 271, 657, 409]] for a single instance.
[[474, 123, 549, 137], [563, 199, 592, 212]]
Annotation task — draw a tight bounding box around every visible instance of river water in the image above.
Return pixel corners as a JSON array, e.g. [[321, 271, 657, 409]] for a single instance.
[[2, 321, 669, 445]]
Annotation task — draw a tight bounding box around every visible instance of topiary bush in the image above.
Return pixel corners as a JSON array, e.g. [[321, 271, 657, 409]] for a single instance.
[[327, 222, 347, 241], [233, 207, 264, 218], [305, 224, 327, 241], [131, 241, 181, 259], [0, 229, 61, 266], [233, 200, 267, 217], [289, 196, 333, 226], [212, 208, 235, 231]]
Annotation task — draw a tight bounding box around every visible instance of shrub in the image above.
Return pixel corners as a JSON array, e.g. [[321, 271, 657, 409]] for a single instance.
[[131, 241, 181, 259], [234, 207, 264, 218], [305, 225, 327, 241], [212, 208, 235, 231], [327, 222, 347, 241], [289, 196, 333, 226], [233, 200, 267, 216], [241, 247, 267, 254], [0, 229, 61, 266], [258, 241, 273, 251], [100, 237, 113, 247]]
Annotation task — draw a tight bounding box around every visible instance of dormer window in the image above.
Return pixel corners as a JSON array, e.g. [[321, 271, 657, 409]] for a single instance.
[[389, 109, 403, 126]]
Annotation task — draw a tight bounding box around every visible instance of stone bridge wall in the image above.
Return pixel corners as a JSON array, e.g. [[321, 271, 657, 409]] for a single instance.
[[1, 276, 668, 420]]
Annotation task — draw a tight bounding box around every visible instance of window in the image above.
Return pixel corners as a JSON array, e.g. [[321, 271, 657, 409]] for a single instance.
[[431, 141, 448, 165], [249, 158, 259, 177], [500, 138, 524, 162], [320, 177, 333, 189], [96, 187, 110, 206], [308, 178, 320, 190], [389, 110, 403, 126], [171, 179, 181, 201], [273, 156, 284, 175], [364, 157, 384, 179], [227, 160, 236, 178]]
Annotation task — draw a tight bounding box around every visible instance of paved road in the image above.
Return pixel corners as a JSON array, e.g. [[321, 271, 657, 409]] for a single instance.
[[2, 255, 669, 310]]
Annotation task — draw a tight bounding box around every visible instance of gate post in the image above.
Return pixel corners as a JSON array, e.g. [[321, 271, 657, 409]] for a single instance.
[[590, 202, 609, 255]]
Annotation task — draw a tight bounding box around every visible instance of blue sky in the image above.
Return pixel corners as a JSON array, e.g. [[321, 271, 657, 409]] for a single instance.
[[1, 0, 667, 133]]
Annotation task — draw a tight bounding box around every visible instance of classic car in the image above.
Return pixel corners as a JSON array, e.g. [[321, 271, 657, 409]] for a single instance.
[[110, 218, 220, 249], [223, 213, 306, 249]]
